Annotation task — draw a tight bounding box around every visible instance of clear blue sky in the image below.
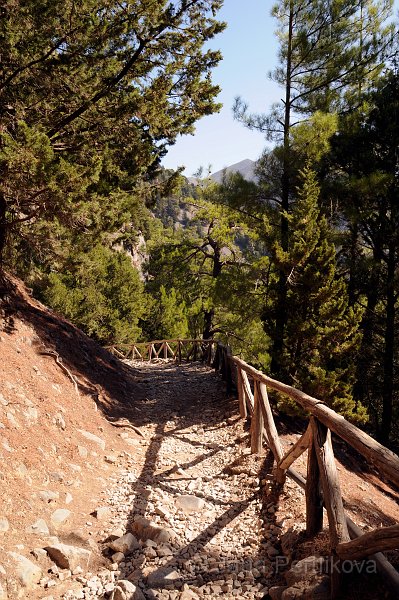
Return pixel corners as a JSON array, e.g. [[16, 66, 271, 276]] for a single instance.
[[162, 0, 280, 177], [162, 0, 398, 177]]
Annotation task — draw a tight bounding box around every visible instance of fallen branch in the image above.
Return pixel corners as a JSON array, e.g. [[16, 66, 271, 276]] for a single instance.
[[105, 417, 145, 438]]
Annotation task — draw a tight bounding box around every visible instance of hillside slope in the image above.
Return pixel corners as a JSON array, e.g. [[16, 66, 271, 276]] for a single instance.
[[0, 274, 148, 599]]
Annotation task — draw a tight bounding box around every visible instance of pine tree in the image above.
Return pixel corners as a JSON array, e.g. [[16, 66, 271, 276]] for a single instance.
[[234, 0, 395, 378], [146, 179, 270, 359], [324, 71, 399, 441], [0, 0, 225, 265], [142, 285, 189, 341], [39, 244, 149, 345], [270, 167, 366, 421]]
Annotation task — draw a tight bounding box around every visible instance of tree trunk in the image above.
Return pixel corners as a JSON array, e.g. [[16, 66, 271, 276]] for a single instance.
[[202, 236, 222, 340], [270, 3, 293, 379], [203, 308, 215, 340], [380, 241, 395, 445], [353, 261, 380, 413]]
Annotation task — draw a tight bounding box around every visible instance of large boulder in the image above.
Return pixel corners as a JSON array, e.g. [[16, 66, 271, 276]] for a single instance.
[[45, 543, 91, 571]]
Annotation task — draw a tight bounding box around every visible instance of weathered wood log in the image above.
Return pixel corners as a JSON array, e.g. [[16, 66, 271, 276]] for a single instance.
[[346, 517, 399, 596], [165, 342, 175, 358], [282, 463, 399, 597], [133, 346, 143, 359], [311, 418, 349, 548], [306, 430, 323, 536], [232, 356, 399, 489], [336, 524, 399, 561], [112, 347, 125, 359], [257, 382, 285, 483], [236, 368, 247, 419], [278, 423, 312, 471], [311, 418, 349, 599], [251, 382, 264, 454], [241, 369, 254, 415]]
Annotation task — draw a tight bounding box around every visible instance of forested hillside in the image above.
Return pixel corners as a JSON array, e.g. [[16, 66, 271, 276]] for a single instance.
[[2, 1, 399, 448]]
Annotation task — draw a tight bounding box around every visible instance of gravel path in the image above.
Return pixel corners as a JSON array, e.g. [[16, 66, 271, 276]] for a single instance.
[[96, 361, 282, 600]]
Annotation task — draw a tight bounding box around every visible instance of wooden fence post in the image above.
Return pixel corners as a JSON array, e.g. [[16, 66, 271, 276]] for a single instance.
[[241, 370, 254, 416], [251, 381, 264, 454], [306, 421, 323, 536], [257, 382, 285, 484], [212, 344, 220, 371], [177, 340, 182, 363], [311, 418, 350, 598], [206, 341, 212, 365], [237, 367, 247, 418]]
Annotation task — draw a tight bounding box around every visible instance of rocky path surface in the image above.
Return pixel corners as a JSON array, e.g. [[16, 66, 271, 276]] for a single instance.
[[92, 361, 279, 600], [8, 359, 396, 600]]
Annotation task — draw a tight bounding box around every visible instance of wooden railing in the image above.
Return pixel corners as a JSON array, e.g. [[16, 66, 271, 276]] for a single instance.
[[212, 342, 399, 599], [107, 337, 398, 597], [107, 338, 215, 364]]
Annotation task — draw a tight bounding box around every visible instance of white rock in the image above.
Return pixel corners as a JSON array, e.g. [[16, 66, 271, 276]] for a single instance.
[[77, 445, 88, 458], [105, 455, 118, 464], [7, 552, 42, 588], [50, 509, 71, 527], [6, 411, 20, 428], [78, 429, 106, 450], [0, 582, 6, 600], [45, 543, 91, 571], [23, 406, 39, 426], [111, 552, 125, 563], [111, 579, 145, 600], [26, 519, 50, 535], [53, 412, 66, 430], [39, 490, 59, 503], [94, 507, 110, 520], [175, 495, 205, 513], [108, 533, 139, 554], [0, 517, 9, 533]]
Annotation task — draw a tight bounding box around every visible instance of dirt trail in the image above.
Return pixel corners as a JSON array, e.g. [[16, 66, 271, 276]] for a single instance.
[[105, 360, 275, 599], [96, 360, 398, 600]]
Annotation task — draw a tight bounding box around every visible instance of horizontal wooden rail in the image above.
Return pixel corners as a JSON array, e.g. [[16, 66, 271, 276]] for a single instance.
[[337, 524, 399, 561], [232, 355, 399, 490], [107, 339, 215, 364]]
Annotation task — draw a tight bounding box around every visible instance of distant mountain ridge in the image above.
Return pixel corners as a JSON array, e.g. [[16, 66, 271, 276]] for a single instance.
[[210, 158, 257, 183], [187, 158, 257, 185]]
